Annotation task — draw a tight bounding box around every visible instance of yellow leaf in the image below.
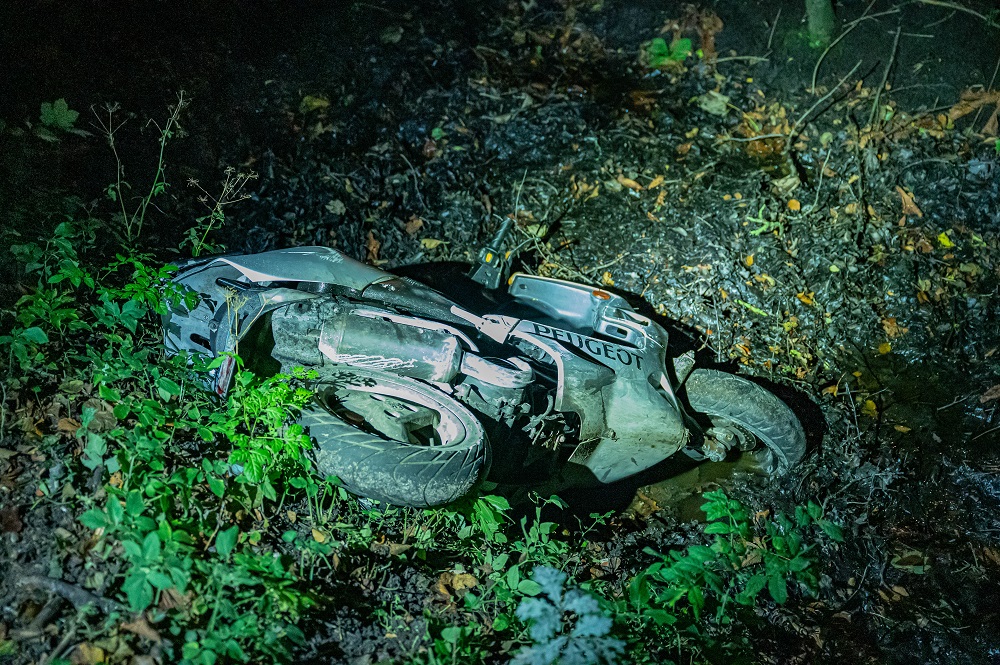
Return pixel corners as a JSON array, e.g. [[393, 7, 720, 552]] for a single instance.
[[616, 175, 643, 191], [299, 95, 330, 113], [878, 342, 892, 354], [861, 399, 878, 418], [420, 238, 446, 250], [821, 384, 838, 396], [744, 254, 754, 267], [75, 643, 106, 664], [647, 174, 665, 189], [937, 231, 955, 248], [796, 291, 815, 306], [894, 425, 912, 433], [601, 271, 615, 286], [787, 199, 801, 211], [312, 529, 326, 543]]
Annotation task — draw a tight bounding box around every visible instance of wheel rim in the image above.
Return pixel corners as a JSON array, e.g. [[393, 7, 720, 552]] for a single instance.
[[704, 415, 783, 475], [317, 381, 468, 448]]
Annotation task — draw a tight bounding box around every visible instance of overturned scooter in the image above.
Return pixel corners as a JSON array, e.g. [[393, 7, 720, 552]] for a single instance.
[[163, 229, 805, 507]]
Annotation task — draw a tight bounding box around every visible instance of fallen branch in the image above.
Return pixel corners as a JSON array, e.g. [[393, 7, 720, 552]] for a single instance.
[[16, 575, 125, 615]]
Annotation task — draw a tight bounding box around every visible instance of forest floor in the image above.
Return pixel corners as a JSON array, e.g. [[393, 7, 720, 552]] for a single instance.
[[1, 0, 1000, 663]]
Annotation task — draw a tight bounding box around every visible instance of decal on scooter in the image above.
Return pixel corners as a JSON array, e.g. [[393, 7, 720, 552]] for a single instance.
[[529, 323, 643, 370]]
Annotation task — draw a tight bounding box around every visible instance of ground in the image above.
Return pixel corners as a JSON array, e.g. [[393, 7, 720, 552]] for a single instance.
[[1, 0, 999, 664]]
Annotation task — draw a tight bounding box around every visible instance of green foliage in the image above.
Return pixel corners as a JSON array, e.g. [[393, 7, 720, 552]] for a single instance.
[[40, 98, 79, 131], [645, 37, 692, 68], [632, 490, 843, 622], [513, 567, 624, 665]]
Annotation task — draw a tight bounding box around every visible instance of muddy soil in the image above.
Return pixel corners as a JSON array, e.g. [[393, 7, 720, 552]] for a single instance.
[[2, 0, 1000, 663]]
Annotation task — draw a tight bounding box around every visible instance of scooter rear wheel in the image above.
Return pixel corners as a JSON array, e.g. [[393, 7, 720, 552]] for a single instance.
[[682, 369, 806, 475], [298, 366, 489, 507]]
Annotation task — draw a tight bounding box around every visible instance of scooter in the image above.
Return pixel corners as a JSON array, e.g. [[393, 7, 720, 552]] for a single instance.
[[163, 227, 805, 507]]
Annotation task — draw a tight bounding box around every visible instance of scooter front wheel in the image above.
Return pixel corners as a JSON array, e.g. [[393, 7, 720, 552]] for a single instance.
[[298, 366, 489, 507], [682, 369, 806, 476]]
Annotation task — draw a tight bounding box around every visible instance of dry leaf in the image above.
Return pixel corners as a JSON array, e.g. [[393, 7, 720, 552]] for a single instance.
[[894, 425, 912, 433], [878, 342, 892, 355], [365, 231, 380, 262], [647, 174, 665, 189], [312, 529, 326, 543], [420, 238, 446, 250], [896, 186, 923, 218], [616, 175, 643, 191], [404, 215, 424, 235], [57, 418, 80, 434], [72, 643, 105, 664], [882, 317, 908, 338], [796, 291, 815, 306], [787, 199, 801, 211], [980, 385, 1000, 403], [947, 89, 1000, 122], [122, 617, 162, 642]]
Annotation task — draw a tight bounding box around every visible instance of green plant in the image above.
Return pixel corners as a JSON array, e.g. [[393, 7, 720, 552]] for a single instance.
[[645, 37, 692, 68], [184, 167, 258, 257], [632, 491, 843, 622], [36, 98, 90, 140], [513, 566, 624, 665], [96, 93, 188, 245]]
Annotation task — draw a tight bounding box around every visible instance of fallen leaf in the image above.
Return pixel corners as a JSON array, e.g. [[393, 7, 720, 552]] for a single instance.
[[937, 231, 955, 248], [947, 89, 1000, 122], [122, 617, 162, 642], [822, 384, 838, 396], [312, 529, 326, 543], [744, 254, 754, 267], [980, 385, 1000, 403], [72, 643, 105, 664], [878, 342, 892, 355], [404, 215, 424, 236], [365, 231, 380, 262], [420, 238, 446, 250], [882, 317, 908, 338], [861, 399, 878, 418], [787, 199, 801, 211], [57, 418, 80, 434], [796, 291, 815, 306], [299, 95, 330, 114], [693, 90, 730, 116], [896, 186, 923, 218], [647, 174, 665, 189], [894, 425, 912, 433], [616, 175, 643, 191]]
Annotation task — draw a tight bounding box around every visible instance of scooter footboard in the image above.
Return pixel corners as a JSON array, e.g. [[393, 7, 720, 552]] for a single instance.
[[568, 376, 688, 484]]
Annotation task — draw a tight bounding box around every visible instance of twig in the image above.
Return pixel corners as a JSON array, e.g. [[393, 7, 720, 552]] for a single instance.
[[397, 151, 427, 212], [811, 0, 877, 94], [810, 148, 834, 212], [714, 55, 769, 63], [16, 575, 125, 615], [721, 132, 787, 143], [868, 25, 902, 128], [786, 60, 864, 157], [916, 0, 995, 25], [972, 52, 1000, 128], [766, 8, 781, 51]]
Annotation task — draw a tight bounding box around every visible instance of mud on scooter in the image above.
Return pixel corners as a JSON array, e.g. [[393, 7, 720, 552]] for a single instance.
[[163, 224, 805, 507]]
